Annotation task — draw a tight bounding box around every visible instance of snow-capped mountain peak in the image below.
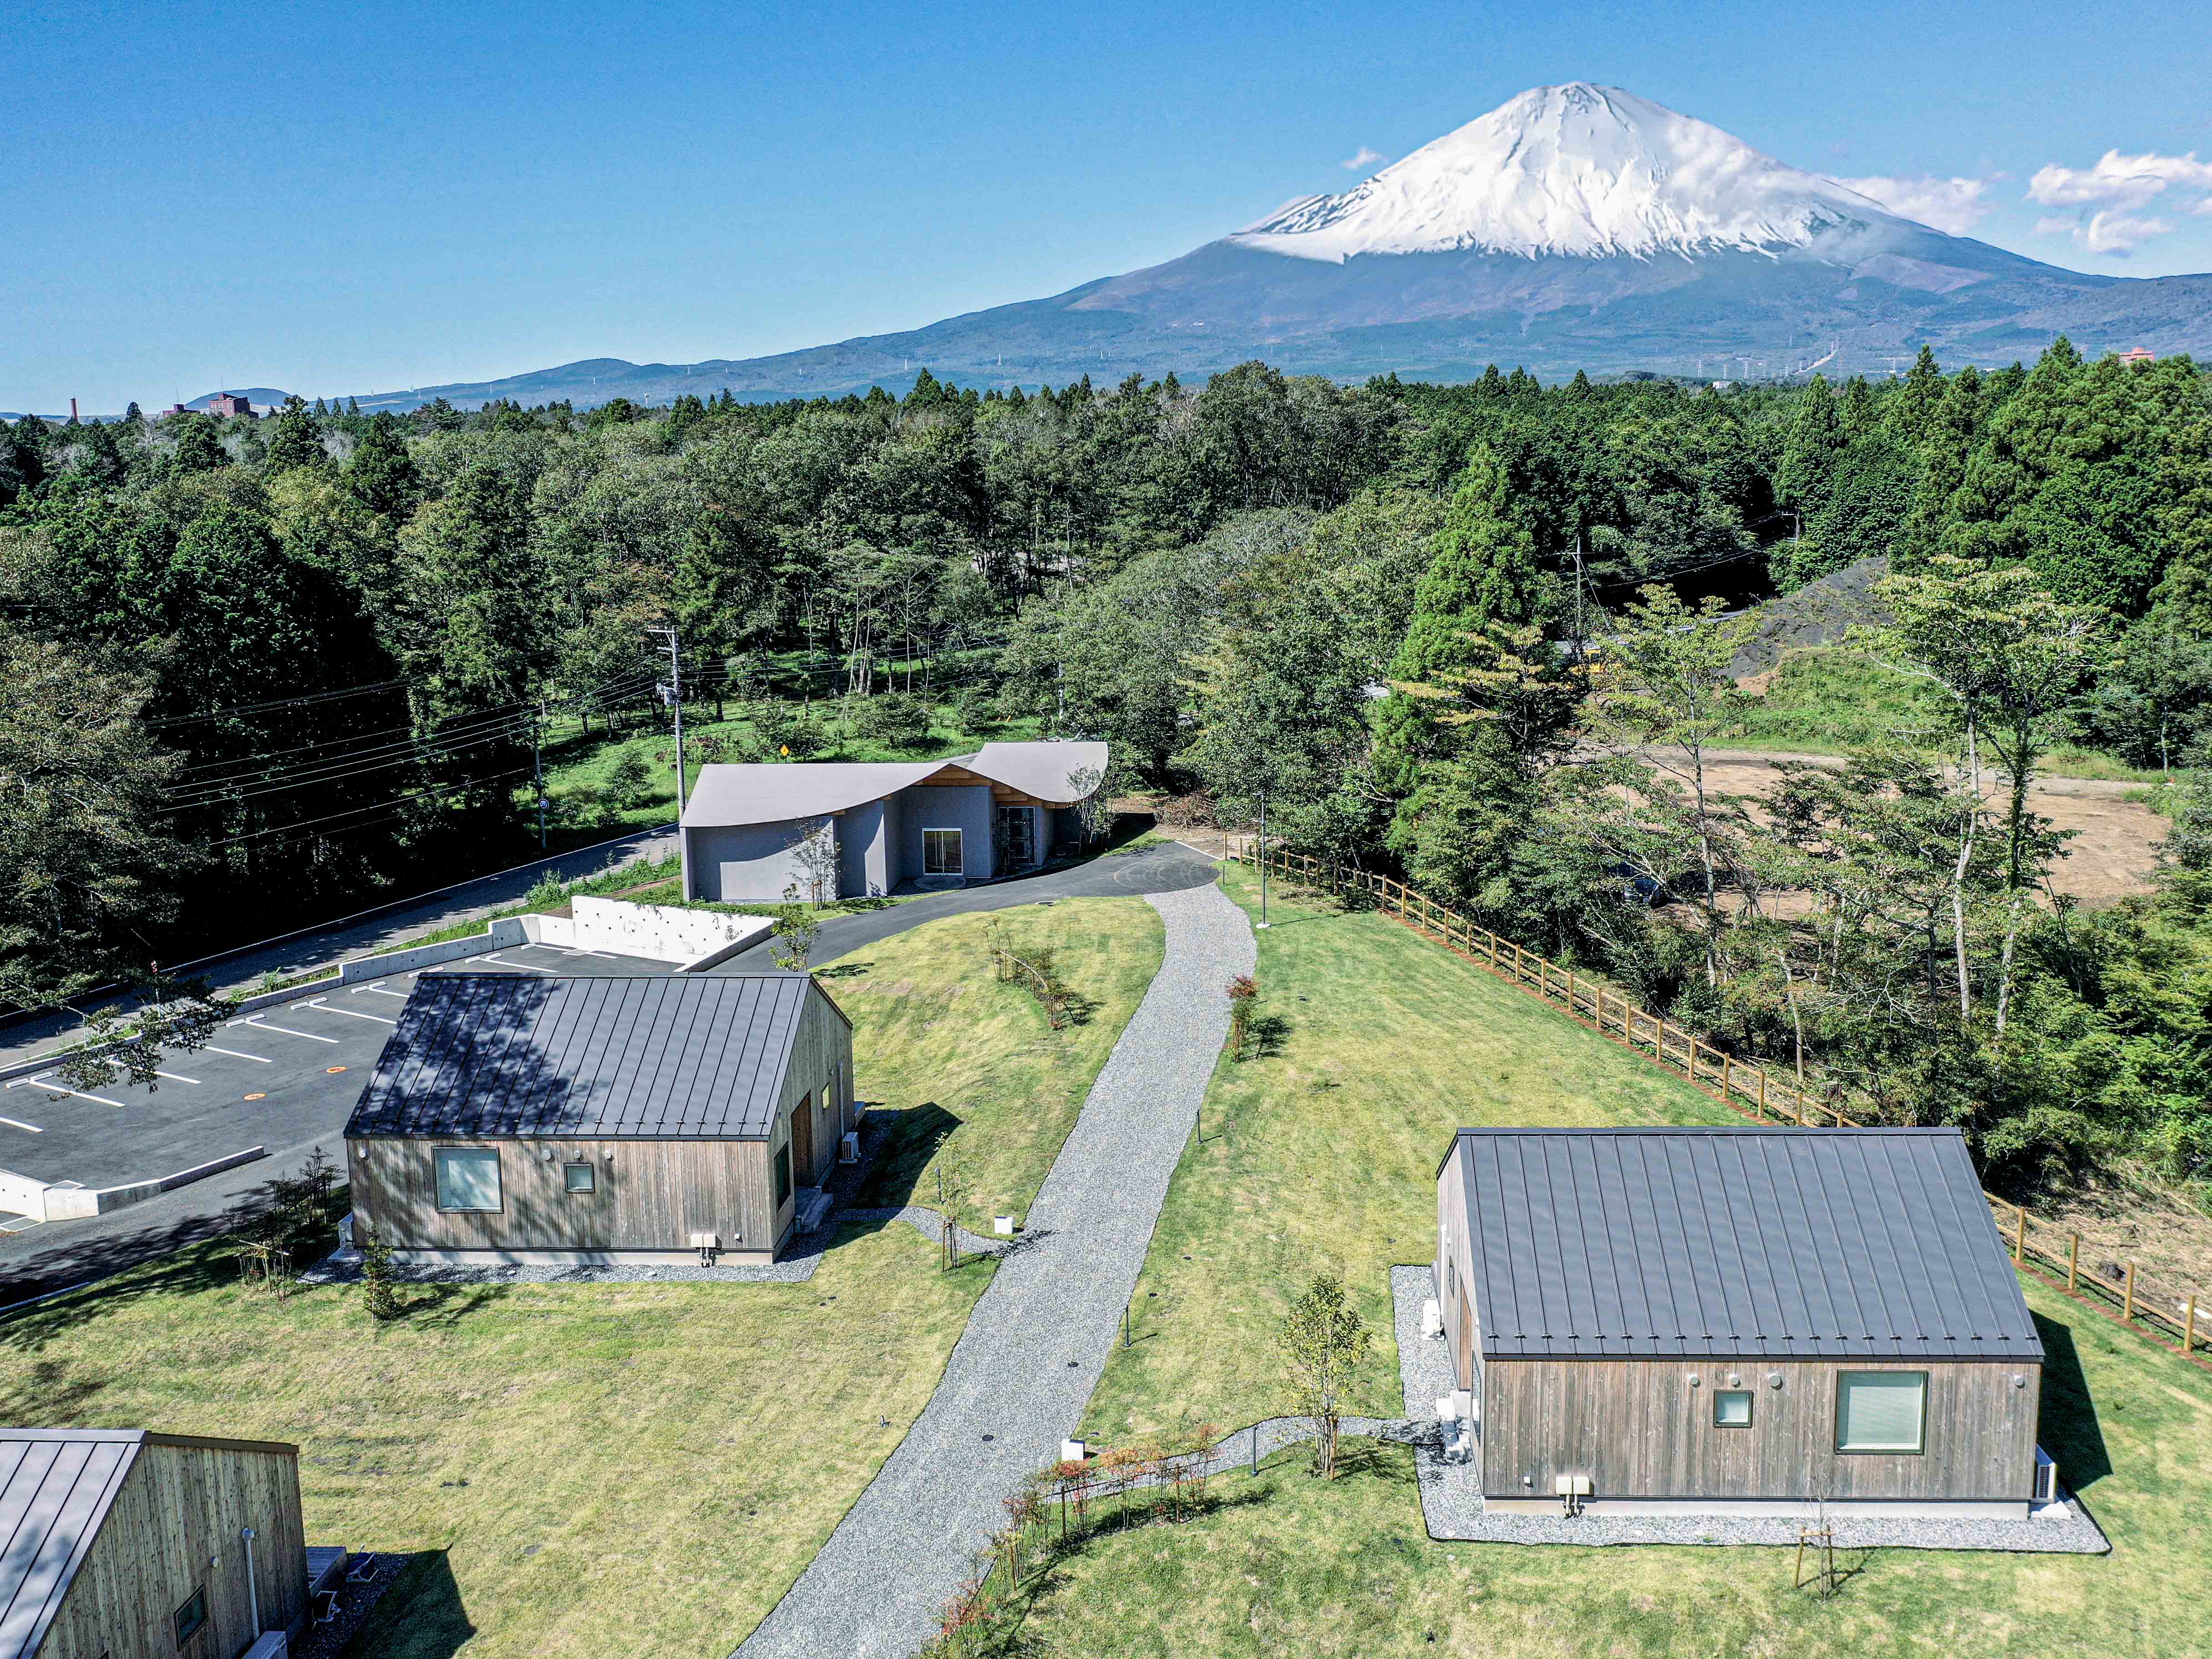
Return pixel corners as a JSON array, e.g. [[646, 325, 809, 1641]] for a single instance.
[[1230, 83, 1905, 262]]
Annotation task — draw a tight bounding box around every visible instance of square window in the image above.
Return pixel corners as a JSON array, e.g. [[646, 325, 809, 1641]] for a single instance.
[[174, 1584, 207, 1645], [1836, 1370, 1927, 1453], [563, 1161, 596, 1194], [1713, 1389, 1754, 1428], [434, 1146, 503, 1213]]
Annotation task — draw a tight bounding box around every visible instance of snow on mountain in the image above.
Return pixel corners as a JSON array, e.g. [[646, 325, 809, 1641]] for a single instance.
[[1229, 83, 1911, 263]]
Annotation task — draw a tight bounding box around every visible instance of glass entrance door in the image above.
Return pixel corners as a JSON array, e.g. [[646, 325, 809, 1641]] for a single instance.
[[922, 828, 963, 876]]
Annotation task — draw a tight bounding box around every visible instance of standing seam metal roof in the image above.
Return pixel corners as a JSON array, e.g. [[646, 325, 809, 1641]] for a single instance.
[[342, 974, 827, 1140], [1448, 1128, 2043, 1361], [0, 1430, 299, 1659]]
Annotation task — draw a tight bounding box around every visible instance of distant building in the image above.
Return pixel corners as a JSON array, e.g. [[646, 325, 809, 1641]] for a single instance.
[[681, 741, 1109, 903], [2118, 347, 2155, 367], [206, 392, 256, 417]]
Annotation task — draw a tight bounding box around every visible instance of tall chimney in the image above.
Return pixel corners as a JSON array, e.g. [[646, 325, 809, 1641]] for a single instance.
[[70, 398, 78, 421]]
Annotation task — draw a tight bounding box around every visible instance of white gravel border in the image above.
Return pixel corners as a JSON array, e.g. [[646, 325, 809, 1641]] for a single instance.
[[1389, 1266, 2110, 1553]]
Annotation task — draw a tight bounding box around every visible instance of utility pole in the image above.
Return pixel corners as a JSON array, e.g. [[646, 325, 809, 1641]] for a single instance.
[[533, 697, 546, 847], [649, 628, 689, 809]]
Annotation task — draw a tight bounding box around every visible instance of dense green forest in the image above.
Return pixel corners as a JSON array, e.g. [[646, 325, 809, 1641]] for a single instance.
[[6, 343, 2212, 1192]]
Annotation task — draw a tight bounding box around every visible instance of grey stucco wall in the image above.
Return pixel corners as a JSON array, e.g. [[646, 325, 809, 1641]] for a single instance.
[[689, 817, 835, 903], [839, 799, 888, 898], [898, 784, 994, 882]]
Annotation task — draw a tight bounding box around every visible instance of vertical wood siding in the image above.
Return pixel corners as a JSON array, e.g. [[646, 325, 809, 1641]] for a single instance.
[[1482, 1357, 2040, 1502], [41, 1441, 307, 1659], [351, 1135, 775, 1253]]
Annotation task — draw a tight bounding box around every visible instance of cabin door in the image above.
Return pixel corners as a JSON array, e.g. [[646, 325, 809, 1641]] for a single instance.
[[789, 1093, 816, 1186]]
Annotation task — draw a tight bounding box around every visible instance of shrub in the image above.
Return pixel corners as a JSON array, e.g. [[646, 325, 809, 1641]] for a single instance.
[[605, 749, 654, 807], [849, 690, 934, 749]]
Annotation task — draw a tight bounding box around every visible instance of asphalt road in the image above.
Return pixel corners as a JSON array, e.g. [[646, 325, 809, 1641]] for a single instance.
[[719, 840, 1224, 971], [0, 824, 679, 1077], [0, 940, 674, 1303], [0, 840, 1224, 1306]]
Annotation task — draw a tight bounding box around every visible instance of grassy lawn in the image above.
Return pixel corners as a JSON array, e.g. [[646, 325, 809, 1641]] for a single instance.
[[1082, 864, 1739, 1444], [0, 1223, 990, 1659], [1004, 1274, 2211, 1657], [840, 898, 1167, 1232], [1729, 649, 2159, 781]]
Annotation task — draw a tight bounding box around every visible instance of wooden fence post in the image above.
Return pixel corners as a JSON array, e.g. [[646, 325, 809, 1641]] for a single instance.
[[2123, 1261, 2137, 1326], [1757, 1070, 1767, 1121], [2184, 1298, 2197, 1357], [2066, 1232, 2080, 1292], [1721, 1054, 1732, 1105], [2012, 1204, 2027, 1265]]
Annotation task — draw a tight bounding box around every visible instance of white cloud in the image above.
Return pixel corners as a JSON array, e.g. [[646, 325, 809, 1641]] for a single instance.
[[2026, 148, 2212, 211], [2034, 208, 2177, 254], [1341, 146, 1389, 173], [1833, 174, 1990, 235]]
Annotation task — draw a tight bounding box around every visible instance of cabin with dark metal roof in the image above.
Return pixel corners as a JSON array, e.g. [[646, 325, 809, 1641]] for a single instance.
[[343, 973, 854, 1266], [0, 1429, 309, 1659], [1433, 1127, 2047, 1518]]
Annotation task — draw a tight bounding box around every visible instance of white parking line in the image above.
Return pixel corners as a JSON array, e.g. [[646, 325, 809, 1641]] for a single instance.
[[4, 1075, 125, 1108], [235, 1017, 340, 1044], [205, 1045, 274, 1064], [153, 1070, 201, 1085], [358, 984, 412, 1000], [306, 998, 397, 1026], [473, 952, 552, 974], [0, 1114, 44, 1133]]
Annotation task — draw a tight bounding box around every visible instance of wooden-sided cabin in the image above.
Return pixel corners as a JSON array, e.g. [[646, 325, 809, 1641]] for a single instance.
[[343, 972, 855, 1267], [1, 1428, 308, 1659], [1433, 1127, 2048, 1518]]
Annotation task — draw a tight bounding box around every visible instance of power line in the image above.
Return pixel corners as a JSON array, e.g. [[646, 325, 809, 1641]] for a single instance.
[[145, 678, 408, 729], [183, 767, 534, 852]]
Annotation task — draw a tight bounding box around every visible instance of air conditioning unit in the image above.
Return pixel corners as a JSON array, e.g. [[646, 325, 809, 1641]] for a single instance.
[[1419, 1297, 1443, 1340], [2033, 1446, 2060, 1506], [838, 1131, 860, 1165]]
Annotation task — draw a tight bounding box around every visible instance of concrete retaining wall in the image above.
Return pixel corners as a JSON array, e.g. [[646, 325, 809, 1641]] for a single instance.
[[2, 1146, 268, 1223], [522, 896, 773, 967], [338, 916, 527, 981]]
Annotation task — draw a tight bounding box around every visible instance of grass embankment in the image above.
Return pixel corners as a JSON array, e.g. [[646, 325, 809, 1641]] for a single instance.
[[1729, 649, 2160, 781], [1016, 1274, 2210, 1657], [842, 899, 1166, 1232], [1082, 864, 1738, 1443], [0, 896, 1166, 1658], [1, 1227, 987, 1659], [535, 703, 1043, 842], [1042, 861, 2212, 1656]]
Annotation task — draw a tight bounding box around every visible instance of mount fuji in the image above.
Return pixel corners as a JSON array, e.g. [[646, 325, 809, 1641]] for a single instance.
[[348, 84, 2212, 410]]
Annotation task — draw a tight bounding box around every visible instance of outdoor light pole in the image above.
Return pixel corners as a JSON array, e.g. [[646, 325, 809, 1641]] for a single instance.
[[1256, 789, 1269, 930]]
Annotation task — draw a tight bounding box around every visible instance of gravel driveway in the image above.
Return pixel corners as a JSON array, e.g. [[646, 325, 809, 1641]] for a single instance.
[[734, 880, 1254, 1659]]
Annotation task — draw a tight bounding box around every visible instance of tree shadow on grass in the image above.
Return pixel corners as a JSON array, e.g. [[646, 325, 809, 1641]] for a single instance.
[[813, 959, 873, 980], [345, 1548, 475, 1659], [1243, 1013, 1291, 1059], [852, 1102, 965, 1209], [2032, 1309, 2111, 1492]]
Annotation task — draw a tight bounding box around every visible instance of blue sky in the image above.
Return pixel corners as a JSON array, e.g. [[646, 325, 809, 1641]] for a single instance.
[[7, 0, 2212, 412]]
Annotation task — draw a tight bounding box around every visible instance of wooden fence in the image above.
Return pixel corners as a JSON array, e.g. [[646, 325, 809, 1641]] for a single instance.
[[1232, 838, 2211, 1368]]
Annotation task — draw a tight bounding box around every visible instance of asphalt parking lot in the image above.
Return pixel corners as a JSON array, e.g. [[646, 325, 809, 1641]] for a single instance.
[[0, 940, 674, 1297]]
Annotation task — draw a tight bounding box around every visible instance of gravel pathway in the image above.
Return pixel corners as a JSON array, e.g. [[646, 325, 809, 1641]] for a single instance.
[[735, 882, 1254, 1659], [1388, 1267, 2110, 1554]]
